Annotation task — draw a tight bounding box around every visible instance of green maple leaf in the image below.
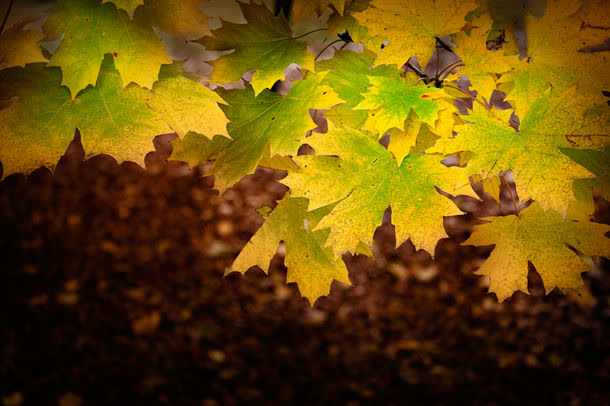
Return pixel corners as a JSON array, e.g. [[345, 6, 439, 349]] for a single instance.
[[327, 0, 372, 45], [315, 48, 376, 129], [43, 0, 171, 97], [316, 48, 376, 106], [0, 56, 173, 176], [147, 63, 229, 139], [102, 0, 144, 18], [0, 18, 47, 70], [170, 133, 231, 166], [350, 67, 456, 164], [428, 89, 609, 216], [283, 126, 476, 257], [198, 3, 315, 95], [231, 196, 350, 303], [353, 0, 478, 66], [465, 202, 610, 301], [208, 73, 342, 192], [354, 69, 451, 136]]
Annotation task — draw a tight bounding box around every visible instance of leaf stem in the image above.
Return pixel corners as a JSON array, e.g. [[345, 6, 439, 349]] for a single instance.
[[435, 43, 440, 79], [314, 39, 345, 61], [0, 0, 14, 36], [292, 28, 328, 40], [500, 174, 520, 216], [406, 62, 428, 80], [443, 83, 490, 111], [435, 37, 454, 53], [438, 60, 464, 80]]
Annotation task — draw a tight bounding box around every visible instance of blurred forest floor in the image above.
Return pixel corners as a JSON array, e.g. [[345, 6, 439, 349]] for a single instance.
[[0, 136, 609, 406]]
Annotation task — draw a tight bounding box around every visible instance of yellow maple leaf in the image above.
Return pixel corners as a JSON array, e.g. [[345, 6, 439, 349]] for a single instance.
[[231, 196, 350, 304], [353, 0, 478, 66], [0, 17, 47, 70], [102, 0, 143, 18], [141, 0, 212, 40], [448, 13, 519, 99], [466, 202, 610, 301], [498, 0, 609, 118]]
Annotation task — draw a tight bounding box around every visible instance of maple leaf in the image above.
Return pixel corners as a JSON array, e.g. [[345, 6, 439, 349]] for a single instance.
[[350, 67, 456, 163], [198, 3, 315, 95], [171, 133, 231, 166], [323, 0, 347, 15], [147, 63, 229, 139], [465, 202, 610, 301], [208, 73, 342, 193], [386, 106, 457, 165], [43, 0, 171, 97], [290, 0, 324, 22], [472, 174, 502, 202], [574, 0, 610, 49], [326, 0, 372, 46], [231, 196, 350, 303], [428, 89, 609, 216], [498, 0, 609, 118], [353, 0, 477, 66], [290, 0, 347, 21], [354, 68, 450, 136], [485, 0, 546, 23], [0, 18, 47, 70], [315, 48, 376, 129], [0, 56, 172, 176], [102, 0, 143, 18], [283, 126, 476, 257], [561, 147, 610, 221], [140, 0, 212, 40], [316, 48, 375, 107], [448, 13, 518, 99]]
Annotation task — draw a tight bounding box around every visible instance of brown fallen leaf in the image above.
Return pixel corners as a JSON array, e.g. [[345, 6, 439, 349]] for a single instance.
[[132, 311, 161, 335], [2, 392, 23, 406], [58, 392, 81, 406]]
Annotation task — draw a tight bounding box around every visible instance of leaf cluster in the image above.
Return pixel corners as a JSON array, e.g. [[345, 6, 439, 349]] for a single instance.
[[0, 0, 608, 304]]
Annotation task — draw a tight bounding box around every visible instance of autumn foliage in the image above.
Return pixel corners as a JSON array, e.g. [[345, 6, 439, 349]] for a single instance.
[[0, 0, 608, 303]]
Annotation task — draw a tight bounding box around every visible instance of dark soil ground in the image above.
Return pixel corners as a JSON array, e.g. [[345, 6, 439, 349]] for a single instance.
[[1, 136, 609, 406]]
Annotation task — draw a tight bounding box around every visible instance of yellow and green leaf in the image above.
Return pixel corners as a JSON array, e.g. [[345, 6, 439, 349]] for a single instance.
[[466, 202, 610, 301]]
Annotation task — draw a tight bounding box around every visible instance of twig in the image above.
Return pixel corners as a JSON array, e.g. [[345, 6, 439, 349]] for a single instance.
[[0, 0, 14, 36]]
